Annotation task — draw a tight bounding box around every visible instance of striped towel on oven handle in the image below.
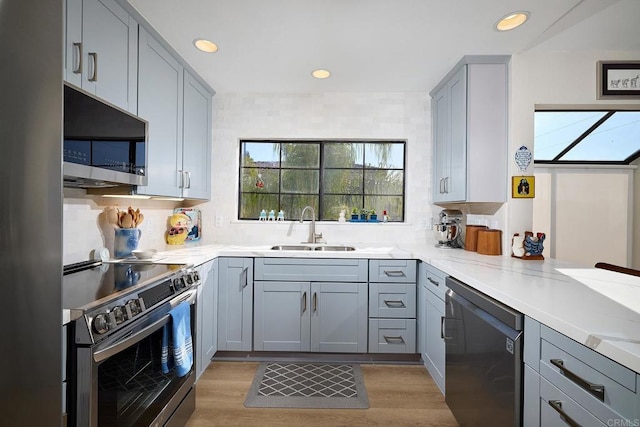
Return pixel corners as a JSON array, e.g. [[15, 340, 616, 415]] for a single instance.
[[161, 301, 193, 377]]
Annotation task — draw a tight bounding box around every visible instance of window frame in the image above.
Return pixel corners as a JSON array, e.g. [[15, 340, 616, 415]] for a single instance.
[[534, 109, 640, 165], [238, 139, 407, 221]]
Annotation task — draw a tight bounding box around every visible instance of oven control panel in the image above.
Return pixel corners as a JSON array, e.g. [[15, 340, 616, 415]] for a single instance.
[[82, 268, 200, 342]]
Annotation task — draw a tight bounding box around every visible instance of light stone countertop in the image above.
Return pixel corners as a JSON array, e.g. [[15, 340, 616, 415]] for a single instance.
[[71, 242, 640, 374]]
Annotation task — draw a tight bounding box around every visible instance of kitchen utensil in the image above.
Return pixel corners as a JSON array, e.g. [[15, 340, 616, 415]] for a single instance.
[[464, 225, 487, 252], [476, 229, 502, 255], [120, 213, 134, 228]]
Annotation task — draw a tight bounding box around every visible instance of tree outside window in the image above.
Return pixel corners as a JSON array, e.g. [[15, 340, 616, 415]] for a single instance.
[[239, 140, 405, 221]]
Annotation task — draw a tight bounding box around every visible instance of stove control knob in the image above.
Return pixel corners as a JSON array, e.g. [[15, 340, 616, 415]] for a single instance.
[[112, 306, 127, 324], [93, 313, 110, 335], [193, 271, 200, 282], [185, 273, 194, 285], [173, 277, 185, 291], [126, 299, 142, 317]]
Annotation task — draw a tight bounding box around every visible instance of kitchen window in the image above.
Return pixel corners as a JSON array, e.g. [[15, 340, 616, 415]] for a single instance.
[[534, 110, 640, 164], [239, 140, 405, 221]]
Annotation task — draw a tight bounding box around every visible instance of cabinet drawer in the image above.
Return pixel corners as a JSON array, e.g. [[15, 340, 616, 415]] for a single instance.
[[254, 257, 368, 282], [369, 283, 416, 318], [540, 376, 606, 427], [424, 264, 448, 301], [369, 259, 416, 283], [540, 327, 638, 423], [368, 319, 416, 353]]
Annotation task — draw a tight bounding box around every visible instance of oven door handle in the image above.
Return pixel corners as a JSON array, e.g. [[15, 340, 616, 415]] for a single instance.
[[93, 289, 197, 363]]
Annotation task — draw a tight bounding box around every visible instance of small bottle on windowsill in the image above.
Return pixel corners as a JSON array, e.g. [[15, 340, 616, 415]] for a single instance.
[[383, 210, 389, 223]]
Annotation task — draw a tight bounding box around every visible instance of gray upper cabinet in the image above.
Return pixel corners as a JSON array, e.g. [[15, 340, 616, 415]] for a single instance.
[[430, 56, 509, 203], [137, 27, 183, 198], [181, 73, 212, 200], [64, 0, 138, 113], [136, 28, 213, 199]]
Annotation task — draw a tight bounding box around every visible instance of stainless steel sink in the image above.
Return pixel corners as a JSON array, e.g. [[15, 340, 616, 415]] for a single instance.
[[270, 245, 313, 251], [269, 245, 356, 251], [313, 245, 356, 251]]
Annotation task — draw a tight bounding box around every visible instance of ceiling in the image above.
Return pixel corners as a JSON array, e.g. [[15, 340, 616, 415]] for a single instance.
[[127, 0, 640, 94]]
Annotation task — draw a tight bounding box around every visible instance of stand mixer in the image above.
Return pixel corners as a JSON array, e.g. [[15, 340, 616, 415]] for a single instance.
[[433, 209, 463, 248]]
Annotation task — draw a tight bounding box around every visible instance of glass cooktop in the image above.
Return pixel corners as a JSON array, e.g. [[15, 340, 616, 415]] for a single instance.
[[62, 261, 186, 310]]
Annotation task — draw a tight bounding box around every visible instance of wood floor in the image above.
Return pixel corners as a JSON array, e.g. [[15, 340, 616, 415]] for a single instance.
[[185, 361, 459, 426]]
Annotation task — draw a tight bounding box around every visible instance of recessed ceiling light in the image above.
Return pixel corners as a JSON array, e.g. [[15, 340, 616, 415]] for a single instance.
[[496, 11, 529, 31], [194, 39, 218, 53], [311, 69, 331, 79]]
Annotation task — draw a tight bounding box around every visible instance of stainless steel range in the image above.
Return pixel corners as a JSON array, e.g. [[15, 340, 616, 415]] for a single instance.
[[63, 260, 200, 427]]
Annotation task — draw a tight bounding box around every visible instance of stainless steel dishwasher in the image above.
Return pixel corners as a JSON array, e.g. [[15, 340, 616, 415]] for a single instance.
[[444, 277, 524, 427]]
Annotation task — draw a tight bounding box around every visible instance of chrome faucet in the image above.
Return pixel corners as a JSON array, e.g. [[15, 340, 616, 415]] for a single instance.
[[299, 206, 323, 243]]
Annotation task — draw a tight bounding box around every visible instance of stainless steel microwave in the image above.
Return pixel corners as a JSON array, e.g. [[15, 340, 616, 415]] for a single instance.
[[63, 84, 148, 188]]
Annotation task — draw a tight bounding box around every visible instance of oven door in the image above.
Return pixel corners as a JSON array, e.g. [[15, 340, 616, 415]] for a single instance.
[[72, 289, 197, 427]]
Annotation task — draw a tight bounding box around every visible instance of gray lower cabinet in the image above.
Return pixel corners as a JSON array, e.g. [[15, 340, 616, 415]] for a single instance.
[[217, 257, 253, 351], [253, 258, 368, 353], [195, 259, 217, 380], [368, 259, 417, 354], [524, 316, 640, 426], [254, 280, 368, 352], [418, 262, 447, 394]]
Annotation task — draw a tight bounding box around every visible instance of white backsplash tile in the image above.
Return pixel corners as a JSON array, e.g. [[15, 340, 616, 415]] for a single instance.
[[63, 92, 437, 262]]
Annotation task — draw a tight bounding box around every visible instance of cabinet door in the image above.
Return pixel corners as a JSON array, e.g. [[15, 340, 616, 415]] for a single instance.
[[446, 65, 467, 202], [196, 259, 217, 380], [254, 281, 310, 351], [431, 86, 449, 203], [182, 72, 212, 200], [424, 288, 445, 394], [418, 282, 427, 364], [217, 257, 253, 351], [137, 27, 183, 197], [310, 282, 368, 353], [77, 0, 137, 112]]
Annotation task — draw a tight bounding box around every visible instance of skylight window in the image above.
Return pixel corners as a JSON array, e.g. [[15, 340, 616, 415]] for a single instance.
[[534, 110, 640, 164]]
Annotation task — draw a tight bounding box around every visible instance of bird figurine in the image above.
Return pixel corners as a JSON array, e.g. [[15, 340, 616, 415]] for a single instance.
[[523, 232, 545, 257]]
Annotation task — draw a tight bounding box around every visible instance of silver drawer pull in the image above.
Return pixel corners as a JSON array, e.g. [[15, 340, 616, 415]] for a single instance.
[[383, 335, 405, 344], [384, 299, 406, 308], [302, 291, 307, 313], [88, 52, 98, 82], [548, 400, 581, 427], [550, 359, 605, 401], [72, 42, 83, 74], [383, 270, 406, 277], [427, 277, 440, 286]]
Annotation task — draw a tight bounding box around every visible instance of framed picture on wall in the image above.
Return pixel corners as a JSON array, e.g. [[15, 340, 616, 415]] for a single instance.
[[512, 176, 535, 198], [597, 61, 640, 99]]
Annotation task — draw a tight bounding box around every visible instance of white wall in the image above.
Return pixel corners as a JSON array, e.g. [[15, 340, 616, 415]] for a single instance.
[[62, 92, 435, 263], [199, 92, 433, 246], [533, 166, 634, 267], [62, 189, 184, 264], [507, 50, 640, 259], [63, 50, 640, 265]]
